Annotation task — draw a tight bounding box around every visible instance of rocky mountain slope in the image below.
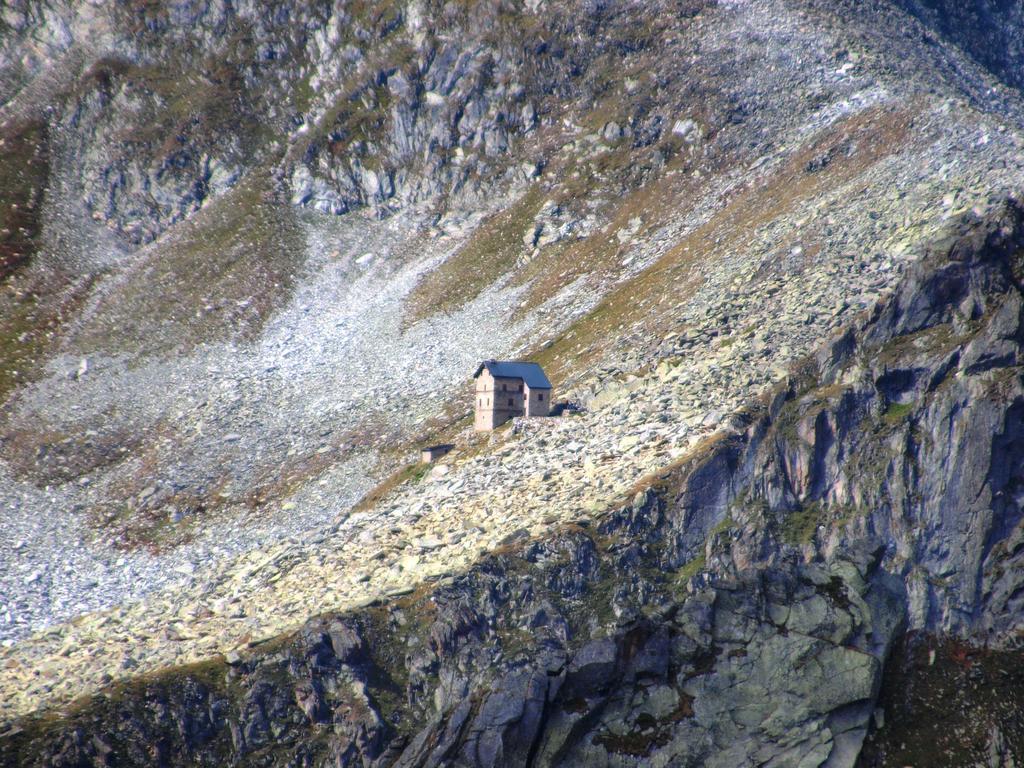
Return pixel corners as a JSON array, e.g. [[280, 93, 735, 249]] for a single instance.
[[2, 0, 1024, 765], [7, 205, 1024, 767]]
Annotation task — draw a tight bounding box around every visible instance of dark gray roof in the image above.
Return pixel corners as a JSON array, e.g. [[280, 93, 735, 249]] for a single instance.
[[473, 360, 552, 389]]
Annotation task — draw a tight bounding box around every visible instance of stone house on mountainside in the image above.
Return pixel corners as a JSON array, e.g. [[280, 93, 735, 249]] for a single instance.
[[473, 360, 552, 431]]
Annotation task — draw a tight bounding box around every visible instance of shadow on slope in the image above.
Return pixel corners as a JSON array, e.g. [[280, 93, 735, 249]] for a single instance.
[[893, 0, 1024, 93]]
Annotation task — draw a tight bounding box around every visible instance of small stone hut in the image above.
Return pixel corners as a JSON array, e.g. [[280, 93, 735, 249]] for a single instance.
[[420, 444, 453, 464], [472, 360, 552, 431]]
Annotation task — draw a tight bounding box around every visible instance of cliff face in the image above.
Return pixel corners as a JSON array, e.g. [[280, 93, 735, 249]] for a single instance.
[[6, 206, 1024, 767]]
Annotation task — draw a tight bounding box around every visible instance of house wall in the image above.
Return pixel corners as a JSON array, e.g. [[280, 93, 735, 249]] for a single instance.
[[524, 384, 551, 417], [474, 369, 552, 430], [474, 371, 526, 430]]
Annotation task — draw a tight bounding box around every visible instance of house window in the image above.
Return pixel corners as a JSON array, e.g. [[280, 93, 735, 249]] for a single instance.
[[508, 398, 513, 407], [518, 384, 523, 392], [539, 393, 544, 401], [502, 383, 506, 391]]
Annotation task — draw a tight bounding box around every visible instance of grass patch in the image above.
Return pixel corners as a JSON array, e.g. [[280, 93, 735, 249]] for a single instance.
[[523, 106, 916, 387], [71, 171, 305, 356], [0, 119, 48, 279], [0, 287, 63, 405], [882, 401, 915, 426], [776, 500, 865, 547], [861, 636, 1024, 766], [676, 553, 706, 581], [404, 185, 544, 325], [710, 515, 737, 537], [352, 462, 431, 514], [874, 322, 960, 368], [780, 502, 823, 546], [0, 120, 68, 404]]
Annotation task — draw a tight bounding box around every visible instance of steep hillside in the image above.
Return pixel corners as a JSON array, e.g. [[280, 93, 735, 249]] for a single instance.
[[7, 203, 1024, 767], [1, 0, 1024, 765]]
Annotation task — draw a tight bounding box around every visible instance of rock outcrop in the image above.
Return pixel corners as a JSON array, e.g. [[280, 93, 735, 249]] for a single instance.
[[5, 203, 1024, 766], [1, 0, 711, 244]]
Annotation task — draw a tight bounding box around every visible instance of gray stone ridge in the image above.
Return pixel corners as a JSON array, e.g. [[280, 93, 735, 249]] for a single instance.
[[473, 360, 553, 431]]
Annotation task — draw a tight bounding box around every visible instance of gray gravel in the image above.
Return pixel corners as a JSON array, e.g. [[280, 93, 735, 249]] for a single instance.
[[0, 195, 577, 644]]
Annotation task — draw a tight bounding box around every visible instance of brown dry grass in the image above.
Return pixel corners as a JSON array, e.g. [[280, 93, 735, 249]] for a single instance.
[[69, 172, 304, 357], [403, 185, 546, 325], [350, 461, 429, 514], [92, 418, 398, 552], [0, 119, 48, 278], [525, 105, 917, 384]]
